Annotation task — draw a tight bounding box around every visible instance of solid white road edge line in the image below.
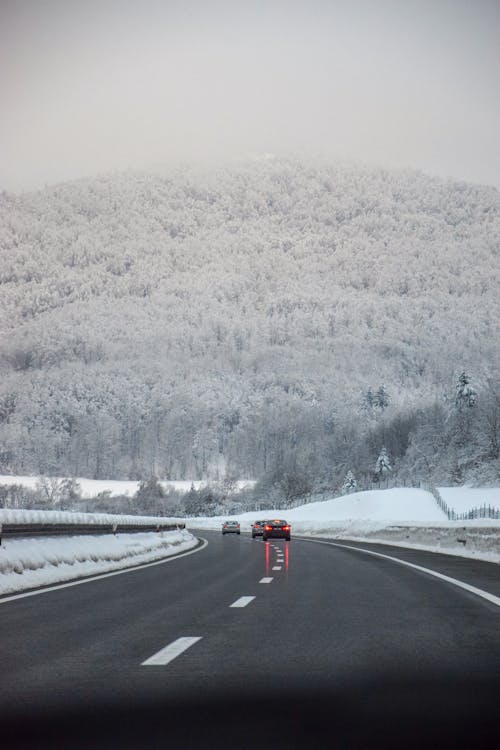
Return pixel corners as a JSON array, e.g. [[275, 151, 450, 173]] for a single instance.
[[299, 538, 500, 608], [142, 636, 202, 666], [230, 596, 256, 607], [0, 538, 209, 605], [259, 577, 273, 583]]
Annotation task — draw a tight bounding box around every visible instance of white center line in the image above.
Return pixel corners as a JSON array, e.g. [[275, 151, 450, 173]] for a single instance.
[[230, 595, 255, 608], [272, 566, 282, 570], [142, 636, 202, 666], [259, 577, 273, 583]]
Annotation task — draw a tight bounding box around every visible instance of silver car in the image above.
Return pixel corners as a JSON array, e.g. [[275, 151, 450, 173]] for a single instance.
[[222, 521, 240, 535]]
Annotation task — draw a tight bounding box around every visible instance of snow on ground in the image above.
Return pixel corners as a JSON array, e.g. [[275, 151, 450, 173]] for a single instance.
[[1, 487, 498, 597], [187, 488, 500, 564], [437, 487, 500, 513], [0, 528, 199, 596], [0, 474, 255, 497], [188, 489, 448, 531]]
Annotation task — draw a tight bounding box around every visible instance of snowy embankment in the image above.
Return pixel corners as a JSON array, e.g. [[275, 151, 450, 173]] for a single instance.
[[0, 506, 184, 526], [0, 508, 199, 596], [188, 488, 500, 564]]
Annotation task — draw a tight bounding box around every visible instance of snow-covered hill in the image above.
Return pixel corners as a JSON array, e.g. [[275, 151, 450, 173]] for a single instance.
[[1, 159, 498, 487], [190, 488, 447, 530]]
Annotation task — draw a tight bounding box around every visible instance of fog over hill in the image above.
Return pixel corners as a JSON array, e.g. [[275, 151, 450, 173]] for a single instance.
[[0, 158, 499, 490]]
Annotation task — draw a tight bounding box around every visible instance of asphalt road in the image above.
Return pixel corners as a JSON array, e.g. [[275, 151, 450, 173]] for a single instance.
[[1, 531, 499, 748]]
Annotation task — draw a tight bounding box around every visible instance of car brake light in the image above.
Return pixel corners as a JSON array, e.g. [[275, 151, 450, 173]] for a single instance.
[[283, 526, 290, 531], [264, 525, 272, 531]]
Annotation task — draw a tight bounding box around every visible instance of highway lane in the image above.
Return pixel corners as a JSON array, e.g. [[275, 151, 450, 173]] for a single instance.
[[314, 537, 500, 599], [2, 530, 500, 746]]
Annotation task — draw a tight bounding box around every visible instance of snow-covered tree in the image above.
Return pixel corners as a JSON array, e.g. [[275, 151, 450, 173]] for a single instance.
[[0, 160, 498, 486], [374, 385, 390, 412], [342, 470, 357, 492], [35, 476, 81, 508], [361, 389, 374, 413], [375, 446, 392, 477], [455, 372, 477, 410]]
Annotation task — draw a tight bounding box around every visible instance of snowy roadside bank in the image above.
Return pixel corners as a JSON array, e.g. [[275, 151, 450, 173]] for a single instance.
[[0, 507, 184, 526], [0, 529, 199, 596], [187, 488, 500, 564], [293, 524, 500, 564]]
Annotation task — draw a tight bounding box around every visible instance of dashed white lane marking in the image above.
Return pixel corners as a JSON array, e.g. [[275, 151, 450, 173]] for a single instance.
[[272, 566, 282, 570], [299, 538, 500, 609], [259, 577, 273, 583], [142, 636, 202, 666], [230, 596, 256, 608]]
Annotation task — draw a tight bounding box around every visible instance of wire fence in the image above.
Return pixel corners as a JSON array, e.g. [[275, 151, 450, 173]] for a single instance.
[[418, 482, 500, 520], [274, 480, 500, 520], [449, 504, 500, 520]]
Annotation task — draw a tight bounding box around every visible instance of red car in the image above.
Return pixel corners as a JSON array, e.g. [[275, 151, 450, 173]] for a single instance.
[[262, 519, 291, 541]]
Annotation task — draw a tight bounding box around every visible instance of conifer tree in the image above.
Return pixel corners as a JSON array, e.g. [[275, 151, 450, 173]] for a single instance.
[[374, 385, 390, 412], [342, 470, 357, 492], [455, 372, 477, 410], [375, 446, 392, 477]]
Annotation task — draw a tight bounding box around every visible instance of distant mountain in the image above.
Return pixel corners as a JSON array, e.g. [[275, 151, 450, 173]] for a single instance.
[[0, 158, 498, 487]]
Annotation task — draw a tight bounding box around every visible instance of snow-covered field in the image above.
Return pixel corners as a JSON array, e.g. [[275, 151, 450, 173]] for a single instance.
[[0, 528, 199, 596], [187, 488, 500, 564], [0, 474, 255, 497], [437, 486, 500, 512]]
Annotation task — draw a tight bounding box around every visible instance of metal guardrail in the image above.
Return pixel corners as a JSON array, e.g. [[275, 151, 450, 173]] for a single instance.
[[0, 522, 185, 545]]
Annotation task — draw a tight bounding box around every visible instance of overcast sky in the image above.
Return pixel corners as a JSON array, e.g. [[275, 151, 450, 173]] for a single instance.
[[1, 0, 499, 192]]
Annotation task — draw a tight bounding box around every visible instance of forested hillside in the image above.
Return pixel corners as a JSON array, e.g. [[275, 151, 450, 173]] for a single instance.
[[0, 158, 499, 490]]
